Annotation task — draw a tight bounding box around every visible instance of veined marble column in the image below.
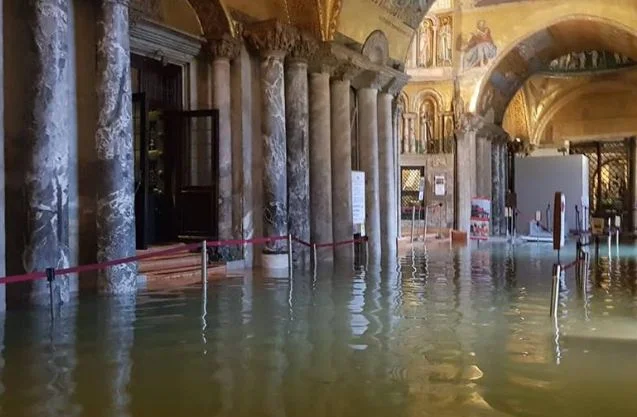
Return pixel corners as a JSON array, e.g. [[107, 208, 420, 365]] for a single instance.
[[491, 137, 502, 236], [310, 70, 333, 261], [245, 21, 297, 269], [330, 64, 358, 264], [95, 0, 137, 294], [476, 133, 492, 200], [455, 114, 484, 234], [358, 78, 382, 266], [285, 35, 315, 267], [24, 0, 72, 305], [378, 91, 397, 264], [210, 35, 241, 247]]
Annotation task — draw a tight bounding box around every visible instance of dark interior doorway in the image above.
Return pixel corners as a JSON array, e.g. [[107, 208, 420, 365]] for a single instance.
[[131, 55, 183, 249]]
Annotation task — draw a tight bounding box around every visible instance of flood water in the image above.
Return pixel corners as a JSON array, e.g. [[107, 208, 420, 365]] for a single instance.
[[1, 241, 637, 417]]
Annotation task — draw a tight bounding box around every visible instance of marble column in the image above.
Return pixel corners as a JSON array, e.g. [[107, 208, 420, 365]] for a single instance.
[[245, 21, 297, 268], [210, 36, 241, 246], [285, 36, 314, 266], [95, 0, 137, 294], [358, 80, 382, 265], [310, 70, 334, 261], [330, 65, 357, 264], [455, 114, 484, 234], [476, 133, 492, 200], [491, 137, 502, 236], [24, 0, 73, 305], [500, 140, 509, 235], [378, 91, 397, 264]]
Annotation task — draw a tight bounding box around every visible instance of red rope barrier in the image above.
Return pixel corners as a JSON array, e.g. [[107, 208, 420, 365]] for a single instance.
[[0, 234, 369, 285], [563, 259, 579, 271]]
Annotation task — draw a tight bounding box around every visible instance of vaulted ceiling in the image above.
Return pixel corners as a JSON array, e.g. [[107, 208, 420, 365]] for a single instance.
[[478, 18, 637, 124]]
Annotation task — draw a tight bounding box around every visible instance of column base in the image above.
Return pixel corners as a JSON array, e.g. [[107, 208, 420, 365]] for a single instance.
[[261, 253, 289, 278]]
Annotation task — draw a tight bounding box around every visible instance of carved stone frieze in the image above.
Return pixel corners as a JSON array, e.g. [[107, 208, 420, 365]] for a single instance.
[[243, 19, 299, 57], [208, 33, 242, 60]]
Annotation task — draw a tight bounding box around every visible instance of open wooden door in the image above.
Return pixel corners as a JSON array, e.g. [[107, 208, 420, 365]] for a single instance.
[[166, 110, 220, 242]]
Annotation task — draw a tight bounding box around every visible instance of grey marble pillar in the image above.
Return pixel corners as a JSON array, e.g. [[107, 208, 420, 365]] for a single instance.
[[378, 92, 397, 264], [491, 139, 502, 236], [95, 0, 137, 294], [285, 54, 310, 266], [330, 71, 355, 264], [24, 0, 73, 305], [455, 114, 484, 234], [244, 22, 297, 263], [499, 138, 509, 235], [476, 134, 492, 200], [310, 71, 334, 261], [210, 36, 241, 244], [358, 86, 381, 265]]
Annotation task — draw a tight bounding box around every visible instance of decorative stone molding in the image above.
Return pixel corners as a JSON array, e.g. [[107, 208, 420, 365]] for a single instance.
[[208, 33, 242, 60], [243, 19, 299, 57], [456, 113, 485, 135], [129, 18, 203, 65]]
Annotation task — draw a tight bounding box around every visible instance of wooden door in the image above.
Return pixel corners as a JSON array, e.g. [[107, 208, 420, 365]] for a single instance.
[[166, 110, 220, 241]]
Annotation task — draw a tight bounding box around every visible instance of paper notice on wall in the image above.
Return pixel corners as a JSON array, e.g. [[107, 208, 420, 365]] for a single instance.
[[351, 171, 366, 227]]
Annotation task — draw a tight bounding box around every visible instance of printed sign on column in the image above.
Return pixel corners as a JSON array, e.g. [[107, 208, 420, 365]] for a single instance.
[[434, 175, 446, 196], [470, 198, 491, 241], [552, 192, 566, 250], [418, 177, 425, 201], [351, 171, 366, 227]]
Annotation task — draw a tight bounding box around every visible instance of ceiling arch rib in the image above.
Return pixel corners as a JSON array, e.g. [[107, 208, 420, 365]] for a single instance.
[[187, 0, 234, 38], [473, 15, 637, 125]]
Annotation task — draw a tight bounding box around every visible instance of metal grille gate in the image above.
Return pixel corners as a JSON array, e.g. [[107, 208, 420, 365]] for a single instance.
[[401, 167, 424, 219], [570, 140, 631, 220]]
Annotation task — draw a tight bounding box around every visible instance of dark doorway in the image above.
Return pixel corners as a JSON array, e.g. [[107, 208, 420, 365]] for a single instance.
[[131, 54, 183, 248]]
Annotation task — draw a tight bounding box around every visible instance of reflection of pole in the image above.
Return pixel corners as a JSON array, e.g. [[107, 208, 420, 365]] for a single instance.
[[550, 264, 561, 318], [201, 241, 207, 286], [287, 234, 293, 278], [411, 206, 416, 243]]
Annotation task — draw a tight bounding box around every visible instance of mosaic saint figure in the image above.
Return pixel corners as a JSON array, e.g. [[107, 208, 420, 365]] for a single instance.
[[438, 17, 453, 66], [461, 20, 497, 70]]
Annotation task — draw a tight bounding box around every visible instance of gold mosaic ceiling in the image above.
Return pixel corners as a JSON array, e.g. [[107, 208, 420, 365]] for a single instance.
[[480, 18, 637, 124]]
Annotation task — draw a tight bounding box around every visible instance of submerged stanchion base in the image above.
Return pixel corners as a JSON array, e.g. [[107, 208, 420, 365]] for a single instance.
[[261, 253, 289, 278]]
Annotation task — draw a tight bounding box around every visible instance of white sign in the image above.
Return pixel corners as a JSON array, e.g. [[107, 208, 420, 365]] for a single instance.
[[418, 177, 425, 201], [434, 175, 446, 196], [553, 192, 566, 250], [351, 171, 366, 226], [615, 216, 621, 228]]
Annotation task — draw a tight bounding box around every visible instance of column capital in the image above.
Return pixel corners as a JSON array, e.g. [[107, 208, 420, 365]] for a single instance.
[[331, 59, 361, 82], [456, 113, 485, 136], [308, 42, 340, 74], [288, 31, 319, 64], [382, 75, 409, 97], [243, 19, 298, 58], [208, 33, 242, 60], [353, 70, 392, 91]]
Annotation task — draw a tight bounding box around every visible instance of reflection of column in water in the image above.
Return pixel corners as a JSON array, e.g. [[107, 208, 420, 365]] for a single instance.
[[0, 311, 4, 415], [98, 296, 135, 417], [3, 307, 78, 417], [281, 274, 312, 416]]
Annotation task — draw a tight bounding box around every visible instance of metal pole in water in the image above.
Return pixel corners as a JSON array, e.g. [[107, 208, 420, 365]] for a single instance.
[[287, 234, 293, 278], [550, 263, 561, 317], [411, 206, 416, 243], [201, 240, 207, 286], [45, 267, 56, 321], [424, 205, 429, 242], [616, 229, 620, 250]]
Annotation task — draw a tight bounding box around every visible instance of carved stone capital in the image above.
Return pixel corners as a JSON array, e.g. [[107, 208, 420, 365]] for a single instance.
[[243, 19, 298, 57], [456, 113, 485, 136], [108, 0, 131, 5], [331, 59, 362, 82], [289, 31, 319, 63], [308, 42, 340, 74], [353, 70, 391, 91], [208, 33, 242, 60], [383, 75, 409, 97]]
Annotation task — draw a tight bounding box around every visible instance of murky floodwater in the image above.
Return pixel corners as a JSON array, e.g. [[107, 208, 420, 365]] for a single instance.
[[2, 241, 637, 417]]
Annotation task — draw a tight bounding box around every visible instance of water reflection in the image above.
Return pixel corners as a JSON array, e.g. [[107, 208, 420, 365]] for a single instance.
[[2, 243, 637, 416]]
